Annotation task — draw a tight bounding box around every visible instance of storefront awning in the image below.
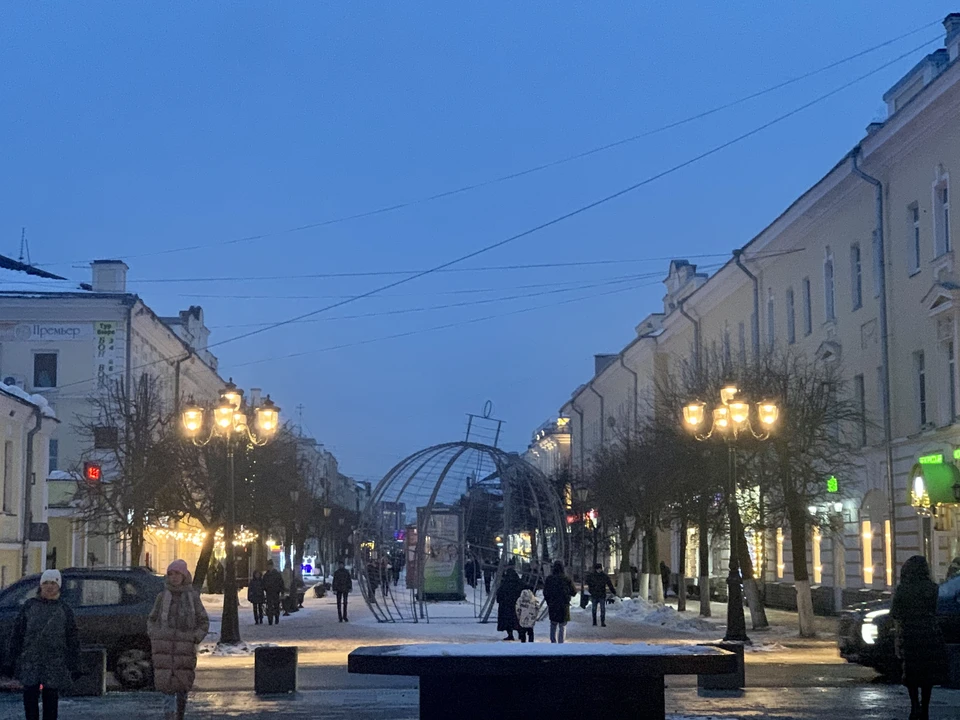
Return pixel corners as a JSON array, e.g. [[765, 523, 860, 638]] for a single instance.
[[909, 461, 960, 507]]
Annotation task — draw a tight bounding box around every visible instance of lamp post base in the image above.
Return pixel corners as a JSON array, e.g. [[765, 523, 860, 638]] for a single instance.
[[723, 570, 751, 644]]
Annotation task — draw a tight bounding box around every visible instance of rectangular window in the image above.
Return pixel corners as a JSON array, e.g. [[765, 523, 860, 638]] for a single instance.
[[854, 374, 866, 447], [850, 243, 862, 310], [824, 249, 836, 321], [936, 183, 951, 256], [786, 288, 796, 344], [93, 426, 119, 450], [950, 341, 957, 422], [812, 526, 822, 585], [802, 277, 812, 336], [33, 353, 57, 389], [862, 521, 874, 586], [766, 289, 775, 347], [48, 439, 58, 474], [2, 441, 13, 513], [738, 322, 746, 365], [915, 351, 927, 426], [910, 204, 921, 272]]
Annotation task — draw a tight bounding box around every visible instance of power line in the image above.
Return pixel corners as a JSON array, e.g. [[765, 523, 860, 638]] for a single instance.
[[54, 39, 935, 390], [47, 20, 942, 268]]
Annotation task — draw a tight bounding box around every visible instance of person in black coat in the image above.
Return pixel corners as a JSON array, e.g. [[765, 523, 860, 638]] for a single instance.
[[332, 561, 353, 623], [543, 560, 577, 643], [261, 561, 285, 626], [891, 555, 947, 720], [584, 563, 617, 627], [247, 570, 265, 625], [5, 569, 81, 720], [496, 565, 524, 641]]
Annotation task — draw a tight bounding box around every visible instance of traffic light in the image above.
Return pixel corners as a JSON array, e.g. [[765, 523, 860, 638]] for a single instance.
[[83, 461, 102, 484]]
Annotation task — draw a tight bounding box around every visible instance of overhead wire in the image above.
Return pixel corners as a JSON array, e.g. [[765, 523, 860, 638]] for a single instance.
[[53, 38, 936, 390], [49, 19, 942, 267]]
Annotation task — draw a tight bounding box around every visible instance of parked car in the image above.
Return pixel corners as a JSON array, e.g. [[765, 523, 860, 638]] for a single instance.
[[838, 574, 960, 678], [0, 567, 165, 689]]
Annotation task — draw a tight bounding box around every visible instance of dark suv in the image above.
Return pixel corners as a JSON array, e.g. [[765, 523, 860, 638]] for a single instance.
[[0, 567, 165, 689]]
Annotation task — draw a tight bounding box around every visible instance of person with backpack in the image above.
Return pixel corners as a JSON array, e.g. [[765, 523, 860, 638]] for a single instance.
[[5, 569, 81, 720], [543, 561, 576, 644], [515, 587, 540, 643], [247, 570, 265, 625]]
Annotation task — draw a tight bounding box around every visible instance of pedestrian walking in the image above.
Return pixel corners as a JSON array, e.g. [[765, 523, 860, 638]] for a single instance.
[[660, 561, 672, 597], [4, 569, 80, 720], [332, 561, 353, 623], [891, 555, 947, 720], [515, 587, 539, 643], [543, 560, 576, 644], [262, 560, 285, 626], [496, 564, 524, 641], [482, 560, 494, 595], [247, 570, 265, 625], [585, 563, 617, 627], [148, 559, 210, 720]]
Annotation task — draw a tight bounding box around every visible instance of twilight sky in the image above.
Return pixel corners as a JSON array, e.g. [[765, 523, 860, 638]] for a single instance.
[[0, 2, 954, 484]]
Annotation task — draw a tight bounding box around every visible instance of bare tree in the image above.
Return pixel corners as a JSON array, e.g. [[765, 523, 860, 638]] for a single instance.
[[75, 375, 183, 567]]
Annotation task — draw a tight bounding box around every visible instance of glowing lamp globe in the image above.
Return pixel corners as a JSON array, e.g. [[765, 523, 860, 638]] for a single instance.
[[682, 401, 706, 428]]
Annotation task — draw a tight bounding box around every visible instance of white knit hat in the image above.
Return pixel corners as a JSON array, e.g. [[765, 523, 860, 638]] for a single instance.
[[40, 569, 62, 587]]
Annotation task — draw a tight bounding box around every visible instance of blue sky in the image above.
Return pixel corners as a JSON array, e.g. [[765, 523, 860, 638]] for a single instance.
[[0, 2, 955, 484]]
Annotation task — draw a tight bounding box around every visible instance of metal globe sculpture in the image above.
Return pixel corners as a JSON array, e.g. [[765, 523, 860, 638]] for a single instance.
[[355, 442, 566, 623]]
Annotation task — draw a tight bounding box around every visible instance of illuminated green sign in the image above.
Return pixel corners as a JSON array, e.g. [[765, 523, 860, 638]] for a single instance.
[[918, 453, 944, 465], [826, 476, 839, 493], [953, 448, 960, 461]]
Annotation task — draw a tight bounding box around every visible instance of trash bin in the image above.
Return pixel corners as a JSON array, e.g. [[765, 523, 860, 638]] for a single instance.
[[255, 646, 298, 694], [65, 647, 107, 697], [697, 641, 745, 692]]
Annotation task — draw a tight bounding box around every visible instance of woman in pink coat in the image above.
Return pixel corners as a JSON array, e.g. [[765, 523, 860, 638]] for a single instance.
[[148, 559, 209, 720]]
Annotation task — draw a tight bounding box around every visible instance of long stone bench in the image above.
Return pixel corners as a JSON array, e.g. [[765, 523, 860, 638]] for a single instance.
[[348, 642, 736, 720]]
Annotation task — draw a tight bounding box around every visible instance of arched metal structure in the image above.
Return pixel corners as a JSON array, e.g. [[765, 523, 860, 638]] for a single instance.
[[355, 442, 566, 623]]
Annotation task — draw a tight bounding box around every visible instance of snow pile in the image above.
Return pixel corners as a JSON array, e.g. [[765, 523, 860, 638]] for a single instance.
[[605, 597, 715, 633], [745, 641, 789, 653], [198, 641, 278, 656], [0, 383, 57, 418], [201, 593, 252, 610]]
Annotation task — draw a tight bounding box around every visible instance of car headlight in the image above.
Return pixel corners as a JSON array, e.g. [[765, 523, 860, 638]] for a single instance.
[[861, 623, 879, 645]]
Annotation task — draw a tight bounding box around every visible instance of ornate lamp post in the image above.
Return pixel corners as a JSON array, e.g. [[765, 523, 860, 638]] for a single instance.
[[682, 384, 778, 644], [181, 380, 280, 646]]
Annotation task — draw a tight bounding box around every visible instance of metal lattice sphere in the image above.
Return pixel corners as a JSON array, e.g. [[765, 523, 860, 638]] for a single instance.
[[355, 442, 566, 623]]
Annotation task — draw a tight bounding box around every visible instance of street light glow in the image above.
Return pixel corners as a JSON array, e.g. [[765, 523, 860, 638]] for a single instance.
[[758, 401, 779, 427], [221, 378, 244, 411], [182, 405, 203, 436], [256, 396, 281, 436], [683, 401, 705, 428], [214, 401, 235, 431], [728, 400, 749, 425], [712, 406, 730, 429], [720, 384, 739, 405]]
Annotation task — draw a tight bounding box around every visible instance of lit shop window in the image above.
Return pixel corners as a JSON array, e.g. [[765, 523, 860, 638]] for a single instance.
[[862, 520, 874, 585], [812, 527, 822, 585], [776, 528, 785, 579]]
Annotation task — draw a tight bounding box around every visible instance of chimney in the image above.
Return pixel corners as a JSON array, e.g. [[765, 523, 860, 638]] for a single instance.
[[946, 13, 960, 61], [249, 388, 262, 408], [91, 260, 129, 293]]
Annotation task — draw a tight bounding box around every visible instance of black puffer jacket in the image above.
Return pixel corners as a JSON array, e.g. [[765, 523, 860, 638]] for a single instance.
[[332, 568, 353, 593], [543, 572, 577, 623], [8, 596, 80, 690], [496, 569, 524, 632], [891, 559, 948, 686]]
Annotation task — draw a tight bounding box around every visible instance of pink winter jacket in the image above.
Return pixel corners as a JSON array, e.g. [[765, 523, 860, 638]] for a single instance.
[[147, 586, 209, 694]]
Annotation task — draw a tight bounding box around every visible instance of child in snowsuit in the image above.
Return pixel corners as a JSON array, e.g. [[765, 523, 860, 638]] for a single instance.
[[515, 588, 539, 643]]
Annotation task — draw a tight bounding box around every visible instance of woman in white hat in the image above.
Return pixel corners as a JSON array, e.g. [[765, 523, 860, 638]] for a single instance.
[[5, 569, 80, 720], [148, 559, 209, 720]]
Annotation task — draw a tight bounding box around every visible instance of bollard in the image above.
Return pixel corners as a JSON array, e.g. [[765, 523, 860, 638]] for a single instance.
[[65, 647, 107, 697], [697, 641, 744, 692], [255, 646, 298, 694]]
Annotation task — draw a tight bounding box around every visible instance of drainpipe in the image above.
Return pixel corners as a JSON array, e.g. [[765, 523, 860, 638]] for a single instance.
[[570, 398, 586, 479], [587, 383, 606, 446], [852, 145, 898, 583], [677, 298, 701, 374], [21, 407, 43, 577], [619, 354, 639, 432], [733, 249, 761, 361]]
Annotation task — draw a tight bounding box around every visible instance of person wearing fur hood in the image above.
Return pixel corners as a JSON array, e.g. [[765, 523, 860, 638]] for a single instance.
[[148, 559, 209, 720]]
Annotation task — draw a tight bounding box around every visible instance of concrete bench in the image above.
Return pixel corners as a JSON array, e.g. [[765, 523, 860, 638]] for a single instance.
[[348, 642, 736, 720]]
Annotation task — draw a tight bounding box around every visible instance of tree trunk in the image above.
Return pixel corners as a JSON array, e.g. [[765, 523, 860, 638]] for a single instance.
[[617, 520, 638, 597], [698, 505, 711, 617], [129, 526, 145, 568], [193, 526, 217, 591], [733, 505, 769, 629], [788, 503, 816, 638], [648, 522, 664, 604], [638, 530, 650, 602], [678, 515, 688, 612]]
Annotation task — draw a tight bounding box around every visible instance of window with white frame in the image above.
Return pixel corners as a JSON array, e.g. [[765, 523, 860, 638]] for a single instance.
[[766, 289, 775, 347], [2, 442, 12, 513], [850, 242, 862, 310], [936, 179, 951, 256], [915, 350, 927, 427], [909, 203, 921, 272], [802, 277, 812, 335], [824, 247, 836, 321], [786, 288, 796, 345]]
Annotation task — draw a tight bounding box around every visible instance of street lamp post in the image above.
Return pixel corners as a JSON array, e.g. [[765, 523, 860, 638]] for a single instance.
[[182, 381, 280, 646], [574, 486, 589, 594], [682, 384, 778, 644]]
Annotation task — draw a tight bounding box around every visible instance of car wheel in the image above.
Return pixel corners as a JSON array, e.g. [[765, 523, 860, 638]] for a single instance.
[[115, 648, 152, 690]]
